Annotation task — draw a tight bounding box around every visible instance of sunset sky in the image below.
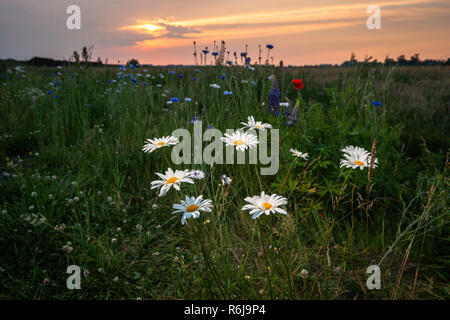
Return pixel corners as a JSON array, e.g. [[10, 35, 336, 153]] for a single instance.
[[0, 0, 449, 65]]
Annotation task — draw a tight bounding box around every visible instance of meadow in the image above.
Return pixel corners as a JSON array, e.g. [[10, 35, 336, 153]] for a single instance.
[[0, 62, 448, 299]]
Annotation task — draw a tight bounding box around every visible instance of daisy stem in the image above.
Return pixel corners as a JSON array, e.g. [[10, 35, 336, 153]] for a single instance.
[[190, 221, 226, 298], [279, 158, 297, 193], [257, 221, 273, 299]]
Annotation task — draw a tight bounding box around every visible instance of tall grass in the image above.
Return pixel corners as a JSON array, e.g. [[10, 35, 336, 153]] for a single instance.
[[0, 63, 448, 299]]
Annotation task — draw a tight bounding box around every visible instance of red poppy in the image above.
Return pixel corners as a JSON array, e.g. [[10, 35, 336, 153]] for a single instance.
[[292, 79, 304, 90]]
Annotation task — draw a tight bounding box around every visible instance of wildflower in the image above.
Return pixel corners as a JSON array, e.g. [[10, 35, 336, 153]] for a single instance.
[[300, 269, 309, 279], [221, 131, 259, 151], [242, 192, 288, 219], [62, 242, 73, 253], [170, 97, 180, 102], [266, 44, 274, 49], [172, 195, 213, 225], [280, 102, 289, 107], [191, 116, 200, 124], [268, 75, 280, 115], [31, 191, 37, 197], [189, 170, 205, 180], [210, 84, 220, 89], [244, 275, 250, 280], [152, 204, 159, 210], [219, 75, 226, 79], [292, 79, 304, 90], [135, 224, 143, 232], [221, 174, 232, 186], [289, 148, 308, 160], [241, 116, 272, 131], [150, 168, 194, 197], [223, 91, 233, 96], [340, 146, 378, 170], [371, 100, 382, 107], [286, 102, 299, 126], [184, 97, 192, 102], [142, 136, 179, 153]]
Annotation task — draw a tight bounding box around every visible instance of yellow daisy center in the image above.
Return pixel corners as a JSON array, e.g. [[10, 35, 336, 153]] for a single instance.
[[262, 202, 272, 210], [256, 125, 261, 128], [234, 139, 245, 146], [186, 204, 199, 212], [166, 177, 179, 184], [354, 160, 364, 166], [157, 141, 166, 146]]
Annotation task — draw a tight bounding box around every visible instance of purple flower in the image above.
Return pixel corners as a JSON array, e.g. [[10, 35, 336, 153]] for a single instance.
[[268, 76, 280, 116]]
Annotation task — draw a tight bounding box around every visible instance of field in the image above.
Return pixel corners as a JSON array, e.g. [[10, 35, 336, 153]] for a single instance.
[[0, 63, 448, 299]]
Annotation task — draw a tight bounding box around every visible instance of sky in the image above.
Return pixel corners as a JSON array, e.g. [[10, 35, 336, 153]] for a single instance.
[[0, 0, 449, 65]]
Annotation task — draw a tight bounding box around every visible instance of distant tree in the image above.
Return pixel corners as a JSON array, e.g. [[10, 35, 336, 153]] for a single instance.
[[410, 53, 420, 65], [127, 59, 140, 67], [384, 55, 395, 66], [397, 54, 407, 66]]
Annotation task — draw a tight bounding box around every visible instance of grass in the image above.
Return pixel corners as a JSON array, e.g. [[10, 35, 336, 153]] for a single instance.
[[0, 63, 448, 299]]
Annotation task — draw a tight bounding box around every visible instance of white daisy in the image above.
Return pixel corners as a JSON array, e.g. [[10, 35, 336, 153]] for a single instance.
[[189, 169, 205, 180], [221, 131, 259, 151], [289, 148, 308, 160], [221, 174, 232, 186], [151, 168, 194, 197], [142, 135, 179, 153], [172, 195, 213, 225], [340, 145, 378, 170], [242, 192, 288, 219], [241, 116, 272, 131]]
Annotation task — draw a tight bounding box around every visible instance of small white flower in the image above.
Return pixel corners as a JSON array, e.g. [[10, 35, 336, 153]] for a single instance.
[[189, 170, 205, 180], [221, 131, 259, 151], [289, 148, 308, 160], [221, 174, 232, 186], [152, 203, 159, 210], [340, 145, 378, 170], [151, 168, 194, 197], [300, 269, 309, 279], [172, 195, 213, 225], [209, 84, 220, 89], [241, 116, 272, 131], [142, 135, 179, 153], [31, 192, 37, 197], [279, 102, 289, 107], [242, 192, 288, 219]]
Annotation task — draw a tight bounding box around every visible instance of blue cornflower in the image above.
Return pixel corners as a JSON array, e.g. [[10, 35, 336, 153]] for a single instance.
[[170, 97, 180, 102], [184, 98, 192, 102], [178, 74, 184, 78], [195, 69, 200, 73], [212, 52, 219, 56], [266, 44, 274, 49], [119, 65, 126, 70], [207, 124, 214, 129], [168, 71, 175, 75], [220, 75, 226, 80], [191, 116, 200, 124], [47, 90, 52, 94], [245, 57, 251, 65], [224, 91, 232, 96], [240, 52, 247, 57], [371, 100, 382, 107], [202, 49, 209, 54], [226, 61, 233, 66], [131, 78, 137, 84], [143, 82, 148, 86], [129, 65, 136, 70], [192, 77, 198, 81]]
